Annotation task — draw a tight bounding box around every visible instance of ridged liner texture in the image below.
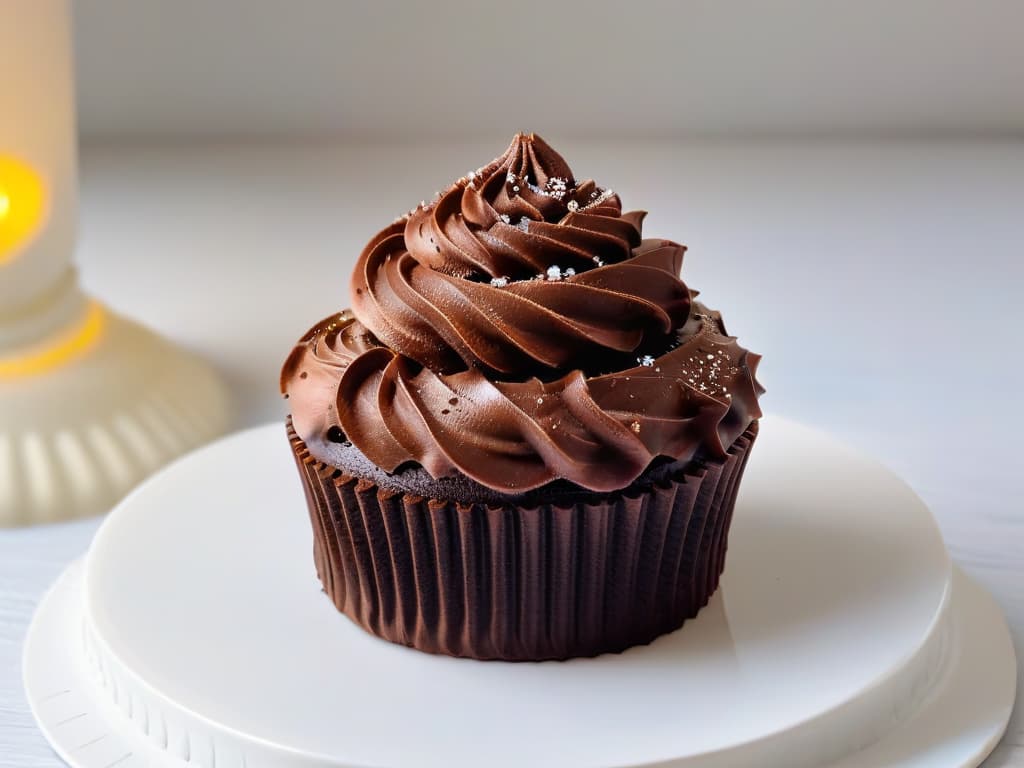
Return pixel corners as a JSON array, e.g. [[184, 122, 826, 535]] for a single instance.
[[288, 420, 758, 662]]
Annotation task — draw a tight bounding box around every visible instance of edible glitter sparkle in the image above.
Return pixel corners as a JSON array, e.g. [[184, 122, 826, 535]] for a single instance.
[[676, 348, 734, 400], [581, 188, 615, 210], [639, 355, 655, 367], [546, 177, 568, 199]]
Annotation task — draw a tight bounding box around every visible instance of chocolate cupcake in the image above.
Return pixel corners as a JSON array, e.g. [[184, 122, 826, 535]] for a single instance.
[[282, 134, 763, 661]]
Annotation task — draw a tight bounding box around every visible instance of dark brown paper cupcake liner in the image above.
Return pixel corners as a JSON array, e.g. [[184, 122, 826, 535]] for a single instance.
[[288, 421, 758, 661]]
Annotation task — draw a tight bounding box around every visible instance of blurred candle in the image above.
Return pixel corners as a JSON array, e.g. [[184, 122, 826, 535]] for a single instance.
[[0, 0, 84, 352], [0, 0, 230, 526], [0, 155, 47, 261]]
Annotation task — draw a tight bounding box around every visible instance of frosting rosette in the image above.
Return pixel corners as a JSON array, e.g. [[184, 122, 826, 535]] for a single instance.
[[283, 134, 763, 493]]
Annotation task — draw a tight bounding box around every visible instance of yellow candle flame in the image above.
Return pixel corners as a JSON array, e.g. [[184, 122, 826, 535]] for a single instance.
[[0, 155, 48, 264], [0, 301, 105, 379]]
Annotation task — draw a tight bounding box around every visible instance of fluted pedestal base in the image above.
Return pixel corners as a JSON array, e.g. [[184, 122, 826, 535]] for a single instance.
[[0, 298, 229, 525]]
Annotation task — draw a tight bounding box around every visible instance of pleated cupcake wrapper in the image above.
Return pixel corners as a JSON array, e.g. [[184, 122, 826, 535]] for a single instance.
[[288, 421, 757, 662]]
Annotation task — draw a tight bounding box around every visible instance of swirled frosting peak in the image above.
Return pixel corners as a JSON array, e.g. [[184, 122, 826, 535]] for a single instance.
[[283, 134, 763, 493]]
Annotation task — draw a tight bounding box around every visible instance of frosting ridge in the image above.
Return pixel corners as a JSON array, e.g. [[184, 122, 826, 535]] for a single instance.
[[284, 134, 763, 493]]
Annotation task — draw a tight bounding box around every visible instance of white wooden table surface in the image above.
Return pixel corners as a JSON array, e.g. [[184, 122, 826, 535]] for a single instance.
[[1, 141, 1021, 766]]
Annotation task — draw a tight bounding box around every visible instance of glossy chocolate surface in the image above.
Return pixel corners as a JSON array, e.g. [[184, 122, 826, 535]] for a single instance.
[[283, 134, 763, 492]]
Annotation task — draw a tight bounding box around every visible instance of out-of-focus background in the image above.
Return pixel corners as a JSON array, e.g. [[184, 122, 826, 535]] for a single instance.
[[3, 1, 1023, 765], [75, 0, 1024, 141]]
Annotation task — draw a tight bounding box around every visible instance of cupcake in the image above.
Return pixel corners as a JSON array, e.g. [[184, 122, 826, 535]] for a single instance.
[[282, 134, 763, 661]]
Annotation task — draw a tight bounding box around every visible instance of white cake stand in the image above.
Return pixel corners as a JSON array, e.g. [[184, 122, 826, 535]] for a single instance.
[[23, 417, 1016, 768]]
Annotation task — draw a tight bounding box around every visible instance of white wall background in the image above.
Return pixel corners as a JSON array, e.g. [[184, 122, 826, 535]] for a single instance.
[[73, 0, 1024, 142]]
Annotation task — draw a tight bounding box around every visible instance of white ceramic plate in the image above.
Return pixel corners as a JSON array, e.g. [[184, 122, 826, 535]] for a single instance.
[[23, 417, 1016, 767]]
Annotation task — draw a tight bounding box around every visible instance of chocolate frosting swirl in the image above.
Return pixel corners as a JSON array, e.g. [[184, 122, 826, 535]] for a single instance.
[[283, 134, 763, 493]]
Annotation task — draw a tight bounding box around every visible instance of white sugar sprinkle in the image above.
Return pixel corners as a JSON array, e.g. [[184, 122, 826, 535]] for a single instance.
[[499, 213, 511, 224], [516, 217, 530, 232], [537, 397, 544, 404], [490, 276, 509, 287], [567, 200, 579, 212], [581, 188, 615, 210], [546, 265, 563, 280], [639, 355, 655, 367]]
